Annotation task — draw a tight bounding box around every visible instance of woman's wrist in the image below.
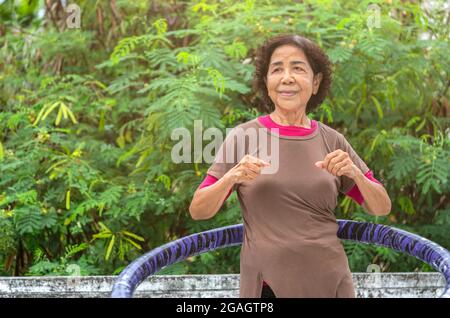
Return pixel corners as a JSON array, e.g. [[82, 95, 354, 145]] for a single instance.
[[352, 167, 365, 183], [221, 172, 236, 188]]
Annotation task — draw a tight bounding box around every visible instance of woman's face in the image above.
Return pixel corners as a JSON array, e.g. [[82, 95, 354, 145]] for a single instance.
[[265, 45, 322, 111]]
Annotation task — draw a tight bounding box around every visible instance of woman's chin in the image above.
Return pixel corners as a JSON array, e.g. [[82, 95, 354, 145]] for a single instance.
[[275, 100, 303, 110]]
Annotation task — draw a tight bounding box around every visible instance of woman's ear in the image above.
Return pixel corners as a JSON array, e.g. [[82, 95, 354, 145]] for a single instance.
[[313, 73, 323, 95]]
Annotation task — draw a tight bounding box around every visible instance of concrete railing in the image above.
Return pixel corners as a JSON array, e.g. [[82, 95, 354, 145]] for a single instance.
[[0, 273, 446, 298]]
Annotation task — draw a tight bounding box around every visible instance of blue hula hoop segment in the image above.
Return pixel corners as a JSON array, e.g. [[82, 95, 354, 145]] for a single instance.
[[111, 220, 450, 298]]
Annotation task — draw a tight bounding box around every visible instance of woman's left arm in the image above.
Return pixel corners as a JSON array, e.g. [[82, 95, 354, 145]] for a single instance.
[[315, 149, 391, 216], [353, 169, 391, 216]]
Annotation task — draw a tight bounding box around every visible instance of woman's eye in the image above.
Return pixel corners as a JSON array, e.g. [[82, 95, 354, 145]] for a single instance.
[[273, 68, 281, 73]]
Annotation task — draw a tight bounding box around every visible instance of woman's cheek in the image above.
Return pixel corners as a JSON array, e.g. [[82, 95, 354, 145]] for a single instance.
[[298, 78, 313, 98], [300, 89, 312, 102]]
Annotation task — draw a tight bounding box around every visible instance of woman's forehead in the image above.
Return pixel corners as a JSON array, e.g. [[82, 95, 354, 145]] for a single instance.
[[270, 45, 307, 63]]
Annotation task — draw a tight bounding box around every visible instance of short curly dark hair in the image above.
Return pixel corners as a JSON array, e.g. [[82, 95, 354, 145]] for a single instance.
[[252, 34, 332, 114]]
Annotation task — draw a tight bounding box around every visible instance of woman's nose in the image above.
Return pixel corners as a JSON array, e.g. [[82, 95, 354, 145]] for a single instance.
[[281, 70, 294, 83]]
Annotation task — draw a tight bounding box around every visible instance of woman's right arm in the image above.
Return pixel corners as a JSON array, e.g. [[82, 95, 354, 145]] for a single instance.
[[189, 155, 270, 220], [189, 173, 235, 220]]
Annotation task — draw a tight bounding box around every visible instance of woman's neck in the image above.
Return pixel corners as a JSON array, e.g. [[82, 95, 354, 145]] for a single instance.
[[269, 109, 311, 129]]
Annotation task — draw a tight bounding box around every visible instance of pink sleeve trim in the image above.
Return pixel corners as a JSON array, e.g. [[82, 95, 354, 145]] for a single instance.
[[345, 170, 383, 206], [200, 171, 382, 207], [199, 174, 232, 202]]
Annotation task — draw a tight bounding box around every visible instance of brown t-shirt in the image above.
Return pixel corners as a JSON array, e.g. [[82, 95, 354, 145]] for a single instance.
[[207, 118, 369, 297]]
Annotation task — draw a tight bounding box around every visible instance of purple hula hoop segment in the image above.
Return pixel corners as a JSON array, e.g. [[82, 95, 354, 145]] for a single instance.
[[110, 220, 450, 298]]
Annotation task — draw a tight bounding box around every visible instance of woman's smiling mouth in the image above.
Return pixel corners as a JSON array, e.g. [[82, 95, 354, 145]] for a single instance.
[[278, 91, 298, 97]]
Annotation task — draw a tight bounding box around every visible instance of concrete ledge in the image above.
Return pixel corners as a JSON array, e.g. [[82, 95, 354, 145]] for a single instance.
[[0, 273, 446, 298]]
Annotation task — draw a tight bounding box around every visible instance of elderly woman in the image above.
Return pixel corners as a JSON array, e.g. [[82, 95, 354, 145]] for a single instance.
[[189, 34, 391, 298]]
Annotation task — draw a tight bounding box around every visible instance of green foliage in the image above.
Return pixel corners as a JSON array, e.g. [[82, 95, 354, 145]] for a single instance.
[[91, 222, 145, 261], [0, 0, 448, 277]]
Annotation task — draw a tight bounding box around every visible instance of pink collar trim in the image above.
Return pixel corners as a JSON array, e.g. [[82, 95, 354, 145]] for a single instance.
[[257, 115, 318, 136]]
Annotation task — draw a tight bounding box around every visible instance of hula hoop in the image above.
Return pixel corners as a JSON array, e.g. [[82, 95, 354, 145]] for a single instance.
[[111, 220, 450, 298]]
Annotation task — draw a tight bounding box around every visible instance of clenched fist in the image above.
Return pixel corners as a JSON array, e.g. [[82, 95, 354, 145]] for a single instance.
[[314, 149, 359, 180], [224, 155, 271, 184]]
